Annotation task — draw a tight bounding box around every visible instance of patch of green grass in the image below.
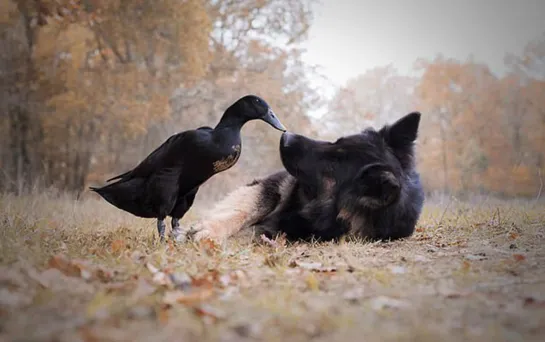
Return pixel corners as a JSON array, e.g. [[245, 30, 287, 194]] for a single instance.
[[1, 192, 544, 342]]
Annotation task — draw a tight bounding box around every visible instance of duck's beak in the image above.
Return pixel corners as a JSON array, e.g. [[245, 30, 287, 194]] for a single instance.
[[262, 108, 287, 132]]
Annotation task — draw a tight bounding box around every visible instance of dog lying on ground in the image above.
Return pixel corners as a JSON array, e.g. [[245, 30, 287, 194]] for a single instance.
[[187, 112, 425, 243]]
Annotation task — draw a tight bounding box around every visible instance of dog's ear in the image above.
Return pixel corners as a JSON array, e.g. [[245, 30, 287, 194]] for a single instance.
[[353, 163, 401, 208], [379, 112, 421, 149]]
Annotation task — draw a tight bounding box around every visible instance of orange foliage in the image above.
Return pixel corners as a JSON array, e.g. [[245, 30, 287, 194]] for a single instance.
[[414, 49, 545, 197], [0, 0, 319, 197]]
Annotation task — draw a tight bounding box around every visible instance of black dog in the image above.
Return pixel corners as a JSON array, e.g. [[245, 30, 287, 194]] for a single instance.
[[188, 112, 425, 243]]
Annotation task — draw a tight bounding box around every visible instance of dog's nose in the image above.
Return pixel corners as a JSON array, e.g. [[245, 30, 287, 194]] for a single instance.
[[281, 131, 295, 147]]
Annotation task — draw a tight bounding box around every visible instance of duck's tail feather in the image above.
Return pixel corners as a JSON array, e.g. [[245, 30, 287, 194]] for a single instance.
[[89, 178, 154, 218]]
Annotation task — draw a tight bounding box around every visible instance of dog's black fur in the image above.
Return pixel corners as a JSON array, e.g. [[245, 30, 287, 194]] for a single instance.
[[189, 112, 425, 243]]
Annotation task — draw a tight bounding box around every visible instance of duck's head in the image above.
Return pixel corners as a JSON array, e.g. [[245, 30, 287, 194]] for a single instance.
[[232, 95, 287, 132]]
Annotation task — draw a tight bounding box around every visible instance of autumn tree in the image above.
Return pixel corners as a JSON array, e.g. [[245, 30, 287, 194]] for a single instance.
[[320, 65, 418, 140], [415, 34, 545, 198], [0, 0, 322, 203]]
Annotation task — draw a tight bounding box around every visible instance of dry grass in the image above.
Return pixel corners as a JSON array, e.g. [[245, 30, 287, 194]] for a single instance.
[[1, 191, 545, 342]]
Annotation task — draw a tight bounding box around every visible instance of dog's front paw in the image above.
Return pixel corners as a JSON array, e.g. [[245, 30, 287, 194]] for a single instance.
[[187, 222, 221, 243]]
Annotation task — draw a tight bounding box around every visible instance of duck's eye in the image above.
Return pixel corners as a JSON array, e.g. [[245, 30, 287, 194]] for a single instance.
[[255, 98, 260, 103]]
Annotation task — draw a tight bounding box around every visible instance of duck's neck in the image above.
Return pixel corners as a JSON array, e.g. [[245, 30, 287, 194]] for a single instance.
[[215, 109, 248, 131]]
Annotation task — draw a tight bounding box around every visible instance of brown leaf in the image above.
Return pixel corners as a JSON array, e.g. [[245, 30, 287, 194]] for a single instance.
[[94, 268, 115, 283], [199, 238, 221, 255], [156, 305, 170, 325], [513, 254, 526, 262], [445, 291, 471, 299], [289, 260, 337, 273], [191, 270, 220, 288], [29, 268, 94, 294], [163, 288, 215, 305], [305, 273, 319, 291], [110, 239, 125, 254], [523, 297, 545, 308], [79, 326, 100, 342], [47, 254, 82, 277], [194, 304, 225, 324], [47, 254, 114, 283]]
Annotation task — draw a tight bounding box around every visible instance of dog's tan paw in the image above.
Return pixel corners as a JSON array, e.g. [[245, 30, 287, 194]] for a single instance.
[[188, 223, 219, 242]]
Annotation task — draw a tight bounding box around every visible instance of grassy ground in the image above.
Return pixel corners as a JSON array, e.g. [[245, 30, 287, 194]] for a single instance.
[[1, 192, 544, 342]]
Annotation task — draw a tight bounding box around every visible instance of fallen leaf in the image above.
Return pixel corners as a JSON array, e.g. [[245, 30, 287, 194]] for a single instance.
[[47, 254, 115, 283], [156, 305, 170, 325], [28, 268, 94, 294], [305, 273, 319, 291], [289, 260, 337, 273], [523, 297, 545, 308], [163, 288, 214, 305], [191, 270, 220, 288], [199, 238, 221, 256], [79, 326, 100, 342], [461, 260, 471, 272], [194, 304, 225, 324], [509, 232, 519, 240], [445, 292, 471, 299], [95, 268, 115, 283], [110, 239, 125, 254], [513, 254, 526, 262], [48, 254, 82, 277]]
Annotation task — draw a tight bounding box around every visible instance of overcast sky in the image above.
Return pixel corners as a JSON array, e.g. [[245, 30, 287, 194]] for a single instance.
[[301, 0, 545, 88]]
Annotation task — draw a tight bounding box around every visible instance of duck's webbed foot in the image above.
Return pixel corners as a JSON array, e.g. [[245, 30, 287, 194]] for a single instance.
[[157, 219, 166, 242], [170, 217, 187, 243]]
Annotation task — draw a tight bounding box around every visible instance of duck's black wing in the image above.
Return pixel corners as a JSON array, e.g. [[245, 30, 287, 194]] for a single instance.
[[106, 127, 213, 183]]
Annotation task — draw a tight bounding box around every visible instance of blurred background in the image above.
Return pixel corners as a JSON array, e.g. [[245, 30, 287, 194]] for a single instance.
[[1, 0, 544, 211]]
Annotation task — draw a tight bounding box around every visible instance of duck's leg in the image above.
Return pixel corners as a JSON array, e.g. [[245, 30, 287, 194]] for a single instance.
[[171, 217, 184, 242], [169, 187, 199, 243], [157, 217, 167, 242]]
